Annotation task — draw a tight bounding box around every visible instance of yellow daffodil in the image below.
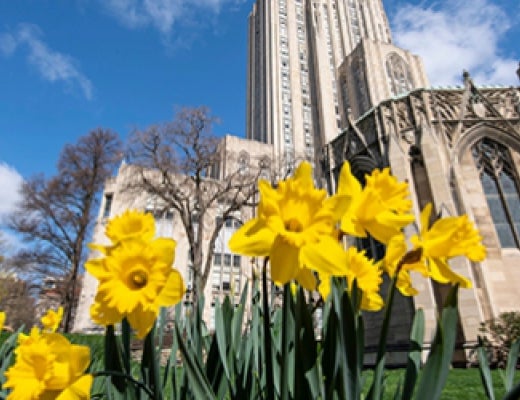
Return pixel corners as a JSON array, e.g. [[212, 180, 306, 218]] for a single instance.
[[86, 237, 185, 338], [41, 307, 64, 333], [105, 209, 156, 245], [381, 234, 428, 296], [0, 311, 5, 331], [408, 203, 486, 288], [318, 247, 384, 311], [4, 327, 92, 400], [229, 162, 350, 288], [338, 162, 414, 244]]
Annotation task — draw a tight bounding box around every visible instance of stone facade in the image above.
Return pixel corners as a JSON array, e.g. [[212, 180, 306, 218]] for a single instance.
[[73, 135, 274, 333], [323, 77, 520, 360]]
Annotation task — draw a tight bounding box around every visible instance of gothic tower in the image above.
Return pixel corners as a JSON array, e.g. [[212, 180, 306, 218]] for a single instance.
[[246, 0, 428, 172]]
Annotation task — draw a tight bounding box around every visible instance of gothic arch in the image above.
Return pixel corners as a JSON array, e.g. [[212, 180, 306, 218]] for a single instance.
[[451, 124, 520, 249], [385, 52, 414, 97], [349, 154, 379, 183], [452, 123, 520, 164]]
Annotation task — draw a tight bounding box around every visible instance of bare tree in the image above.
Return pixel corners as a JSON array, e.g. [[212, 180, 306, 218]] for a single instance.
[[8, 129, 122, 332], [0, 276, 35, 331], [126, 107, 263, 297]]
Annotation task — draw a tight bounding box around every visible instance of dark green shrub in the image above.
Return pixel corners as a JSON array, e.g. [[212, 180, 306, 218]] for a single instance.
[[479, 311, 520, 368]]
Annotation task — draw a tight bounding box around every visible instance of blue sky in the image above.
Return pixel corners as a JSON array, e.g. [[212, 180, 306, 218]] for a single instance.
[[0, 0, 519, 230]]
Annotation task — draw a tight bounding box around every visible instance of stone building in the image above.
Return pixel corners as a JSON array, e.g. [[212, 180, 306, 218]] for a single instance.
[[323, 75, 520, 362], [73, 135, 274, 333], [74, 0, 520, 366]]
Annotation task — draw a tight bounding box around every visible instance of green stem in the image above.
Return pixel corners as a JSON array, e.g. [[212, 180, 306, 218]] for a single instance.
[[280, 283, 293, 400], [122, 318, 131, 374], [262, 257, 275, 400]]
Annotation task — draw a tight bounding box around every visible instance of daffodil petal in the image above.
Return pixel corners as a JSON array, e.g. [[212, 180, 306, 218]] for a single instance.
[[150, 238, 176, 266], [300, 236, 347, 276], [156, 269, 186, 306], [270, 236, 300, 285], [56, 375, 93, 400], [90, 295, 122, 326], [337, 161, 362, 196], [323, 194, 351, 220], [127, 305, 158, 339], [293, 161, 314, 189], [318, 274, 332, 300], [428, 258, 472, 288], [295, 267, 317, 291], [420, 203, 433, 234], [228, 218, 274, 256], [360, 291, 384, 311]]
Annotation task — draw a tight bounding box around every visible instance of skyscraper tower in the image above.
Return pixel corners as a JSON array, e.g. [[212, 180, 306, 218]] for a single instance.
[[246, 0, 429, 171]]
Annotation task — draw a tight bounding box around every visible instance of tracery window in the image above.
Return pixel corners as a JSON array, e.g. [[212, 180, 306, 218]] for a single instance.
[[385, 52, 414, 97], [472, 138, 520, 248]]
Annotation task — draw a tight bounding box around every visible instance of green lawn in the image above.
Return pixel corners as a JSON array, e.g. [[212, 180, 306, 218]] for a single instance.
[[366, 368, 520, 399]]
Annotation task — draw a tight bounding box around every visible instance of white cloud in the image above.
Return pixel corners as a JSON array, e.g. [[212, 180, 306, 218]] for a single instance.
[[0, 24, 93, 100], [0, 163, 23, 223], [0, 32, 17, 56], [102, 0, 244, 37], [391, 0, 518, 86]]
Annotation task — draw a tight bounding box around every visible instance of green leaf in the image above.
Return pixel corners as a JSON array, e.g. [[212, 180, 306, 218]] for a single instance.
[[400, 309, 424, 400], [232, 283, 248, 352], [415, 285, 460, 400], [476, 336, 495, 400], [141, 325, 163, 400], [503, 338, 520, 391], [215, 300, 232, 384], [367, 277, 399, 400], [295, 287, 323, 400], [334, 278, 362, 400], [504, 381, 520, 400], [175, 324, 216, 399]]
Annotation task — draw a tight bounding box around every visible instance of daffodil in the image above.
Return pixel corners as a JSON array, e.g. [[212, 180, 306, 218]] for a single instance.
[[86, 237, 185, 338], [105, 209, 156, 245], [381, 234, 428, 296], [338, 162, 414, 244], [318, 247, 384, 311], [4, 327, 92, 400], [41, 307, 64, 333], [0, 311, 5, 332], [229, 162, 350, 288], [408, 203, 485, 288]]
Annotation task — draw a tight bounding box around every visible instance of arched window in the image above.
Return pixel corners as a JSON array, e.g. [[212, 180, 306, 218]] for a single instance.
[[238, 151, 250, 175], [385, 53, 414, 97], [472, 138, 520, 248]]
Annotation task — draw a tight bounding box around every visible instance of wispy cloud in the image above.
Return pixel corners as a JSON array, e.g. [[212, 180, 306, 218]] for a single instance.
[[102, 0, 245, 38], [391, 0, 518, 86], [0, 24, 93, 99], [0, 163, 23, 224]]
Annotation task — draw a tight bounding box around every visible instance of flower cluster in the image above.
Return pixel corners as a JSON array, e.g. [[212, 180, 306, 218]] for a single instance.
[[229, 161, 486, 310], [3, 308, 92, 400], [86, 210, 186, 338]]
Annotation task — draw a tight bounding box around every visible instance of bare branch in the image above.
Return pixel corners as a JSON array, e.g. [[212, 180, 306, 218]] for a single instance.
[[7, 128, 122, 332]]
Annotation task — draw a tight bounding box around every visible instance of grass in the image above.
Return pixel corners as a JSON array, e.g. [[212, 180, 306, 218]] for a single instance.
[[365, 368, 520, 399]]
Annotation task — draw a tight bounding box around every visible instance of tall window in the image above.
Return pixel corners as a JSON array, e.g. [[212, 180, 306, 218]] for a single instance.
[[472, 138, 520, 248], [385, 53, 414, 97], [103, 193, 113, 218]]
